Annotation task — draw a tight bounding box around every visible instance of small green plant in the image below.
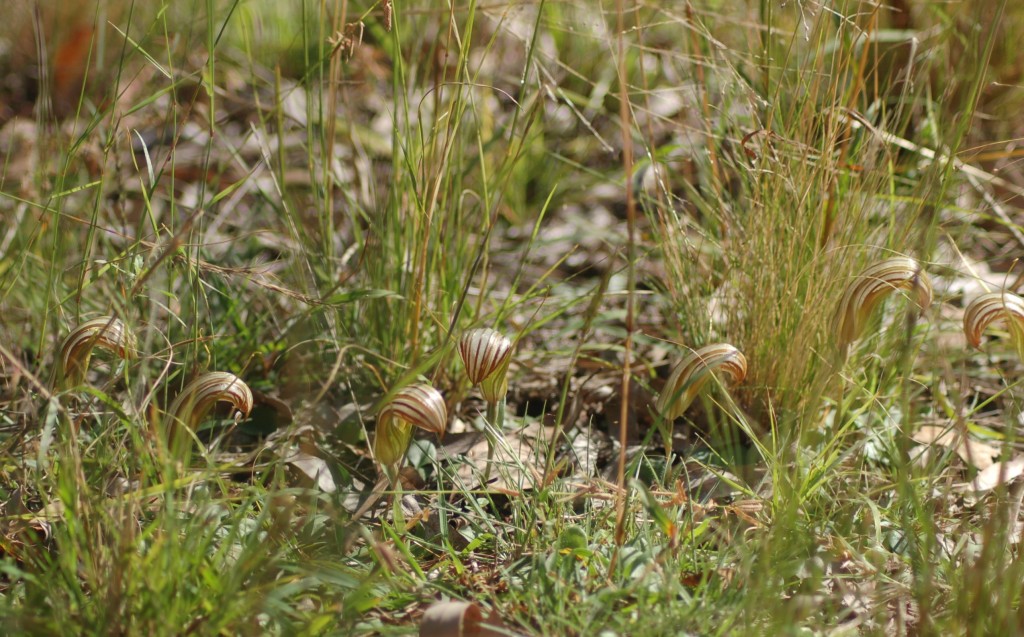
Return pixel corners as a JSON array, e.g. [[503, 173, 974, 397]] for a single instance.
[[457, 327, 513, 480]]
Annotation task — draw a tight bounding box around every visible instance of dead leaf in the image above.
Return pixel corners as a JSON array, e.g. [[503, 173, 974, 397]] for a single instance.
[[283, 449, 337, 493], [419, 601, 508, 637], [440, 423, 553, 490], [52, 26, 94, 115], [912, 425, 999, 470], [972, 456, 1024, 493]]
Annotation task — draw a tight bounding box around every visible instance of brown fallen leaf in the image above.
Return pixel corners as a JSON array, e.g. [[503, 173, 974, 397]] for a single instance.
[[971, 456, 1024, 493], [440, 423, 551, 491], [912, 425, 999, 470], [52, 26, 95, 115], [283, 448, 337, 493], [420, 601, 508, 637]]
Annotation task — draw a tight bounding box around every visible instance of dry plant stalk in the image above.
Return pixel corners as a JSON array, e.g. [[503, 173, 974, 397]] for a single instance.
[[59, 315, 137, 385], [168, 372, 254, 433], [374, 384, 447, 467], [963, 291, 1024, 359], [656, 343, 748, 421], [834, 256, 932, 351]]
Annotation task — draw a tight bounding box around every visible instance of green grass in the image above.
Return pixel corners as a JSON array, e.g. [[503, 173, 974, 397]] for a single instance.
[[3, 0, 1024, 634]]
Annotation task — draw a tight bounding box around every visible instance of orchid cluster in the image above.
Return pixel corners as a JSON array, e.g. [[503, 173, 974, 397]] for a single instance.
[[59, 315, 253, 452], [373, 327, 514, 480]]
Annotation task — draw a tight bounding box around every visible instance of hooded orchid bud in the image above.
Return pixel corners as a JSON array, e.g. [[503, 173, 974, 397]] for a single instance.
[[964, 291, 1024, 358], [60, 316, 137, 385], [656, 343, 747, 421], [168, 372, 254, 432], [374, 384, 447, 466], [834, 257, 932, 350], [458, 328, 513, 403]]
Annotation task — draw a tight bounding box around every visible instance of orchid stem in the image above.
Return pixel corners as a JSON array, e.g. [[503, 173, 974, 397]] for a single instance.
[[483, 398, 505, 483], [386, 464, 406, 533]]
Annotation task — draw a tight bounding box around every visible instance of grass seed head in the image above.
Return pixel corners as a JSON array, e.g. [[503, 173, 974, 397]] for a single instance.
[[60, 315, 137, 385], [833, 256, 932, 351], [656, 343, 748, 422]]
